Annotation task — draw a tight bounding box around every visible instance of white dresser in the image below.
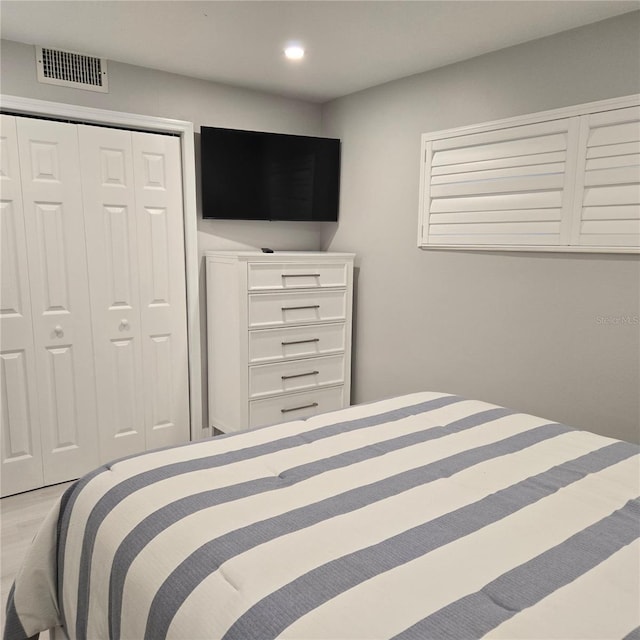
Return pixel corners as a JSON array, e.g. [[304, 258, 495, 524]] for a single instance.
[[206, 251, 355, 433]]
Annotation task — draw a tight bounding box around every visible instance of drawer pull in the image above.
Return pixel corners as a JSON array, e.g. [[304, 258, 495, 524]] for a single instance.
[[281, 402, 319, 414], [282, 273, 321, 278], [281, 338, 320, 346], [281, 305, 320, 311], [281, 370, 319, 380]]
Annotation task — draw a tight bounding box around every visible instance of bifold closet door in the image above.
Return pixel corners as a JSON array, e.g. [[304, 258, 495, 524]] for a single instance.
[[78, 126, 189, 461], [131, 132, 189, 450], [78, 126, 146, 462], [0, 115, 44, 495], [15, 117, 99, 485]]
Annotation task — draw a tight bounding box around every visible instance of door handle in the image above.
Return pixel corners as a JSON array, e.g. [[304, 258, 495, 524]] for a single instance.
[[281, 305, 320, 312], [281, 370, 319, 380], [281, 402, 319, 414], [281, 273, 321, 278], [281, 338, 320, 346], [54, 325, 64, 337]]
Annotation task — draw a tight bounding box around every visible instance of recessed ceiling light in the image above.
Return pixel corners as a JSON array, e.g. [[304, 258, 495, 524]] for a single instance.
[[284, 45, 305, 60]]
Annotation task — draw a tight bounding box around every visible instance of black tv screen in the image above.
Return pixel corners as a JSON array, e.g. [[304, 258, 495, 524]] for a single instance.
[[200, 127, 340, 221]]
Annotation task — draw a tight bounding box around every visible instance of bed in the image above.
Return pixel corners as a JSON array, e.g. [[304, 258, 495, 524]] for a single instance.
[[4, 391, 640, 640]]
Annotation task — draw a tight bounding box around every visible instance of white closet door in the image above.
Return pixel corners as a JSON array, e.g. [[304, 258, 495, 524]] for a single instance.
[[132, 132, 189, 448], [78, 125, 146, 462], [15, 117, 99, 485], [571, 106, 640, 247], [0, 115, 44, 496]]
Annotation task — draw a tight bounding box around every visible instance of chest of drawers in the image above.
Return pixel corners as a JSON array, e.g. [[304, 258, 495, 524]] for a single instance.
[[206, 251, 355, 433]]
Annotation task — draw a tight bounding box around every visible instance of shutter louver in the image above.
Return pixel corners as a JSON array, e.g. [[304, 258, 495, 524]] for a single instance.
[[571, 106, 640, 248], [422, 119, 578, 247], [419, 96, 640, 253]]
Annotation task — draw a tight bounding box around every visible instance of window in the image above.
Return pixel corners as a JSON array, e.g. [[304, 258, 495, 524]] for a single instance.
[[418, 96, 639, 253]]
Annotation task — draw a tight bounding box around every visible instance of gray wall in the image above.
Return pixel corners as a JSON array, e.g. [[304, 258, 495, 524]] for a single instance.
[[321, 13, 640, 443], [2, 13, 639, 442], [1, 38, 324, 429], [0, 39, 324, 253]]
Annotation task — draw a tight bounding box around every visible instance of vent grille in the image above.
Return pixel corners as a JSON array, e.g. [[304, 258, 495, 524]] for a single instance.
[[36, 46, 108, 92]]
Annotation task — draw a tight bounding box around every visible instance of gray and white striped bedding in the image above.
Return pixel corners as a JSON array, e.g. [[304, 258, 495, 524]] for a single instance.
[[4, 392, 640, 640]]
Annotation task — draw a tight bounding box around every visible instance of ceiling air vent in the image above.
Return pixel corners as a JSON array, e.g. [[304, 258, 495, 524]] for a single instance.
[[36, 46, 108, 93]]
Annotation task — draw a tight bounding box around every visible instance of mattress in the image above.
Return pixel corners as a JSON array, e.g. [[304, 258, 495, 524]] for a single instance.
[[4, 391, 640, 640]]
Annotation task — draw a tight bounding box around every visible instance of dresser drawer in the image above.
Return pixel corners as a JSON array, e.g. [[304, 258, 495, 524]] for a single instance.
[[248, 323, 346, 364], [248, 290, 347, 328], [249, 354, 345, 398], [249, 386, 345, 428], [247, 262, 348, 291]]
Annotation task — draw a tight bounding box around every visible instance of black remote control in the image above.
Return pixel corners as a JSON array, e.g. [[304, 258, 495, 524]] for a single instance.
[[261, 247, 274, 253]]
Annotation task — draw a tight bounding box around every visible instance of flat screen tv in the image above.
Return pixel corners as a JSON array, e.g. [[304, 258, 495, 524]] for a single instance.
[[200, 127, 340, 221]]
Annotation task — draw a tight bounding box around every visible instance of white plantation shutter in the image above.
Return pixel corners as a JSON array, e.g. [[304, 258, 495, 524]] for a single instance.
[[419, 96, 640, 253], [423, 119, 579, 246], [571, 106, 640, 248]]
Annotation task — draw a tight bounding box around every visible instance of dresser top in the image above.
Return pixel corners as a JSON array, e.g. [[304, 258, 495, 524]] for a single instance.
[[205, 250, 355, 261]]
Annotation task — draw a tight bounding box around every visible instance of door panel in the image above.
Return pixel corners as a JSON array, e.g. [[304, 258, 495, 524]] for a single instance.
[[45, 345, 80, 450], [1, 352, 33, 458], [78, 125, 146, 462], [149, 333, 173, 431], [15, 116, 99, 485], [35, 202, 70, 310], [111, 337, 138, 436], [132, 132, 189, 448]]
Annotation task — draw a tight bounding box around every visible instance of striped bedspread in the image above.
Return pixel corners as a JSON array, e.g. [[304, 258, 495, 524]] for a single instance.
[[4, 392, 640, 640]]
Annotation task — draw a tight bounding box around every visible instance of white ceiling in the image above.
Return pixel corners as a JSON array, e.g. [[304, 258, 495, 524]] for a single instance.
[[1, 1, 638, 103]]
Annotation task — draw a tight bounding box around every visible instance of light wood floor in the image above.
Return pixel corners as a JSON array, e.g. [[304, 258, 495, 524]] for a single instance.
[[1, 482, 73, 612]]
